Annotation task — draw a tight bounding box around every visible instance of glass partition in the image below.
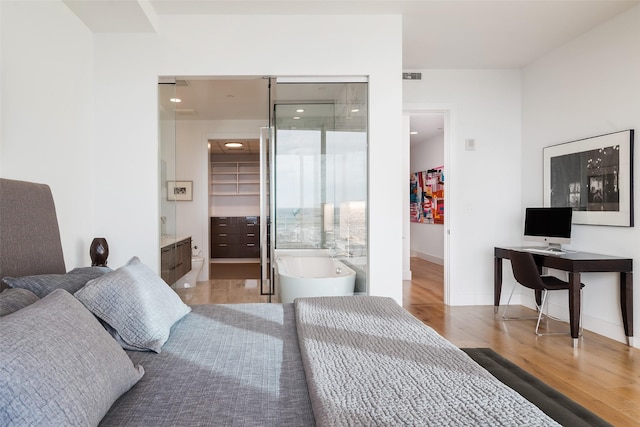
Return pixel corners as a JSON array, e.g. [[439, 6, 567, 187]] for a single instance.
[[273, 81, 368, 292], [158, 81, 177, 282]]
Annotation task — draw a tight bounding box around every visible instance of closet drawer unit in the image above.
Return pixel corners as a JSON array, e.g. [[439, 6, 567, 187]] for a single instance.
[[211, 242, 236, 258], [212, 216, 235, 226], [211, 231, 235, 244], [238, 230, 259, 244], [212, 241, 259, 258], [238, 242, 260, 258], [240, 216, 259, 228], [211, 217, 238, 234], [211, 216, 261, 258]]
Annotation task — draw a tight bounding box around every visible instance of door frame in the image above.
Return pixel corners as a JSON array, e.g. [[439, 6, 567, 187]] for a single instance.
[[403, 104, 454, 305]]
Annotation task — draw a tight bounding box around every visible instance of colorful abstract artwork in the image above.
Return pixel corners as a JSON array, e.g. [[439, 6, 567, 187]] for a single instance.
[[410, 167, 444, 224]]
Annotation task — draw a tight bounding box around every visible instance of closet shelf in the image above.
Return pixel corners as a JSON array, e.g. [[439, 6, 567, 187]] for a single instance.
[[210, 161, 263, 196]]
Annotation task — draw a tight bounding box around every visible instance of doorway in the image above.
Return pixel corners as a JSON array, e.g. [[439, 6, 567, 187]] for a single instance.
[[163, 76, 369, 304], [406, 111, 447, 305], [208, 138, 262, 293]]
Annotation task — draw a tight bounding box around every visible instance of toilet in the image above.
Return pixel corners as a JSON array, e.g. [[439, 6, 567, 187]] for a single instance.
[[175, 255, 204, 288]]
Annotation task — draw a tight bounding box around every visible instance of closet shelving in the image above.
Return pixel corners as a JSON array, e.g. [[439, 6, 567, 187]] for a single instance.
[[209, 161, 261, 196]]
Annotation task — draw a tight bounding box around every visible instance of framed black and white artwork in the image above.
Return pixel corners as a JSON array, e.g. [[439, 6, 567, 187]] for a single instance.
[[543, 129, 634, 227], [167, 181, 193, 201]]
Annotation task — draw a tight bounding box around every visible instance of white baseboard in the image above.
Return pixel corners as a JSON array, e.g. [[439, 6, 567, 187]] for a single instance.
[[410, 250, 444, 266]]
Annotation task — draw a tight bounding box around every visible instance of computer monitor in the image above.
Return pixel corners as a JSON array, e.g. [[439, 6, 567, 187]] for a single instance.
[[523, 207, 573, 249]]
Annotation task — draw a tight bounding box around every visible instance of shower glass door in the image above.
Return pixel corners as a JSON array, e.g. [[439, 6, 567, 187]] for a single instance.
[[158, 79, 178, 285], [270, 79, 368, 294]]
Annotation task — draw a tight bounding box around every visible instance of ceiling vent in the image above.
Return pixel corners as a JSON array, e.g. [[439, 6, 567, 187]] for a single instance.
[[402, 72, 422, 80]]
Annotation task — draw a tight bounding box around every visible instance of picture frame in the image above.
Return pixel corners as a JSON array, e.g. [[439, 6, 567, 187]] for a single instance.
[[167, 181, 193, 201], [543, 129, 634, 227]]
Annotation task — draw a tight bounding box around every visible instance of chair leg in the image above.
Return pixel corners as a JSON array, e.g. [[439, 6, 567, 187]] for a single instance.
[[535, 288, 584, 337], [503, 283, 542, 321], [535, 289, 548, 335], [501, 283, 516, 320]]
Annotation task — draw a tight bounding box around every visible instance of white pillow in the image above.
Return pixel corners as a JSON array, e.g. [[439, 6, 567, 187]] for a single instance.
[[0, 289, 144, 426], [75, 256, 191, 353]]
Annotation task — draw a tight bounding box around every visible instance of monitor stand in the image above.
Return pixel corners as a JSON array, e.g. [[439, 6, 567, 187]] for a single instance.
[[545, 243, 564, 252]]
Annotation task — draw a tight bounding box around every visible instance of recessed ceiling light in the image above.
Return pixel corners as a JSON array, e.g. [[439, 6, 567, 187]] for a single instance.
[[410, 131, 418, 135], [169, 98, 182, 103], [224, 142, 243, 148], [293, 116, 301, 120], [296, 109, 305, 113], [351, 109, 360, 113]]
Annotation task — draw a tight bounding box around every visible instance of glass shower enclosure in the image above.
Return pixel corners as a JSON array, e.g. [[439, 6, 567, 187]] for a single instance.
[[265, 79, 368, 296]]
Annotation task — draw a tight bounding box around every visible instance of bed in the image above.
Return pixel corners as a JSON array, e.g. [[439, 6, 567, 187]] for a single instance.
[[0, 178, 564, 426]]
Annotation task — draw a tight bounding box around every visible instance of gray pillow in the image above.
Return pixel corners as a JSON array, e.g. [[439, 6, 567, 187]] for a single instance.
[[0, 288, 39, 316], [75, 256, 191, 353], [1, 266, 112, 298], [0, 289, 144, 426]]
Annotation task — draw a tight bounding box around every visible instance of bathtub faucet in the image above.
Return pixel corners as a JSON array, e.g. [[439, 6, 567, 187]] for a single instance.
[[330, 249, 352, 258]]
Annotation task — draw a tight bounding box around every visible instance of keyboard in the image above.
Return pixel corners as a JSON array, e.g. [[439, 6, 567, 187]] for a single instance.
[[524, 247, 566, 256]]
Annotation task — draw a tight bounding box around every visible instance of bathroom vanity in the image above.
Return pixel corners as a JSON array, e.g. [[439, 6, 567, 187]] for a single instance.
[[160, 236, 192, 285]]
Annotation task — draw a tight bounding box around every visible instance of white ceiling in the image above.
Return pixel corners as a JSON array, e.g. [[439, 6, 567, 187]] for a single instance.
[[65, 0, 639, 146], [65, 0, 639, 69]]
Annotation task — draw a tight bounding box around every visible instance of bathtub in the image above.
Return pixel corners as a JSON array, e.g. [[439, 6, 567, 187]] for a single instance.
[[275, 256, 356, 304]]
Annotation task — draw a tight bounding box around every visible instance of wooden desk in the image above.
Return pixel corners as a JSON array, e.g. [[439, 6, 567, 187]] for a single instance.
[[494, 247, 633, 347]]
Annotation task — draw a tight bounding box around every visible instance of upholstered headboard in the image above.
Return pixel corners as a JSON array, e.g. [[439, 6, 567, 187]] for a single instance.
[[0, 178, 66, 283]]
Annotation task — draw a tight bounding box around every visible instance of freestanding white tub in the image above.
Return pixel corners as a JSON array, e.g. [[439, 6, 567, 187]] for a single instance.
[[275, 256, 356, 304]]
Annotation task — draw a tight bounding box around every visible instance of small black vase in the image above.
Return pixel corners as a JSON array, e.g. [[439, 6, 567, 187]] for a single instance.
[[90, 238, 109, 267]]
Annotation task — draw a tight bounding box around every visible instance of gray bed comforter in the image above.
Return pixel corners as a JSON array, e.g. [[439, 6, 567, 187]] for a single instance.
[[100, 303, 314, 426], [101, 296, 561, 427], [295, 296, 561, 426]]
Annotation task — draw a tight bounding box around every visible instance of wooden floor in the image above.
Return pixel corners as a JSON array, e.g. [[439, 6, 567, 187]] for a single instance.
[[405, 257, 639, 426], [176, 257, 639, 425]]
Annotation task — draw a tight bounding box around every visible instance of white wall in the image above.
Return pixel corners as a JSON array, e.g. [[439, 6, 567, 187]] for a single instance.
[[1, 5, 403, 302], [0, 1, 95, 270], [92, 34, 161, 270], [522, 4, 640, 345], [410, 131, 445, 264], [404, 70, 523, 305]]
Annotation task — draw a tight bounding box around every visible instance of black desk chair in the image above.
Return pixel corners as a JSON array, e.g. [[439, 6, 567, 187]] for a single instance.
[[502, 251, 584, 336]]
